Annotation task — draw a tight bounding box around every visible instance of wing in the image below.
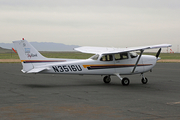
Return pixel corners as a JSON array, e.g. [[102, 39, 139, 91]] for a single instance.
[[74, 44, 172, 54]]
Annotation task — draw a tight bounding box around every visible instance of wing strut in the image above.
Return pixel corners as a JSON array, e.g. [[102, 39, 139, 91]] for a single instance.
[[132, 49, 144, 73]]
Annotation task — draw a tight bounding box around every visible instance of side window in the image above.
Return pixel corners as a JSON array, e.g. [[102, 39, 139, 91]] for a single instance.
[[114, 54, 121, 60], [114, 52, 128, 60], [100, 55, 113, 61], [90, 54, 99, 60]]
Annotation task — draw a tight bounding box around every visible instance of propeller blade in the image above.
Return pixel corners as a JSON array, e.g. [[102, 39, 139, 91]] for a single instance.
[[156, 48, 161, 58]]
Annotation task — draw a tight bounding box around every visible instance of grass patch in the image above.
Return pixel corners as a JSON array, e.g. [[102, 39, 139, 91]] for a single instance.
[[41, 51, 93, 59], [0, 51, 179, 60], [143, 53, 180, 59], [0, 53, 19, 59]]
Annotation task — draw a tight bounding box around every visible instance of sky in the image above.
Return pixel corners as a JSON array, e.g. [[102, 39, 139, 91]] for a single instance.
[[0, 0, 180, 52]]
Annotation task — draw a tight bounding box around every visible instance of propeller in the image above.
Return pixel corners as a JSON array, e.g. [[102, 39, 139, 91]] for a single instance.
[[156, 48, 161, 58]]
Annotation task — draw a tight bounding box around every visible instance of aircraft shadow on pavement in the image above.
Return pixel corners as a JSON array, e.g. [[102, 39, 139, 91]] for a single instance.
[[22, 83, 116, 88], [22, 83, 150, 89]]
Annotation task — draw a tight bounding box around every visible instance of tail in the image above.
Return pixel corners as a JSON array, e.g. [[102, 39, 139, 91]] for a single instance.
[[13, 39, 47, 73]]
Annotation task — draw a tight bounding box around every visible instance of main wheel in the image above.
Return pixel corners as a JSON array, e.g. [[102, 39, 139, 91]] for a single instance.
[[141, 77, 148, 84], [103, 76, 111, 83], [121, 77, 130, 86]]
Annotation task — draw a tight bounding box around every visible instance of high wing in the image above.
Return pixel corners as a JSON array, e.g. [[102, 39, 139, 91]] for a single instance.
[[74, 44, 172, 54]]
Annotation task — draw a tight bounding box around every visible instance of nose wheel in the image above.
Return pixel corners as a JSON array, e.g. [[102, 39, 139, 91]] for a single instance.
[[141, 77, 148, 84], [141, 73, 148, 84]]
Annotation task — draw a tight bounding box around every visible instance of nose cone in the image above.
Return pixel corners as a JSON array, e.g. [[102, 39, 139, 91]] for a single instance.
[[157, 57, 161, 60], [142, 55, 157, 72]]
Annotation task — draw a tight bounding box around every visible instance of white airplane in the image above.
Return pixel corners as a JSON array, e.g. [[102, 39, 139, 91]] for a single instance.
[[13, 39, 171, 86]]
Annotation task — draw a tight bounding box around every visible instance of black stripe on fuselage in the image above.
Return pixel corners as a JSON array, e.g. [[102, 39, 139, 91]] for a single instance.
[[87, 64, 152, 70]]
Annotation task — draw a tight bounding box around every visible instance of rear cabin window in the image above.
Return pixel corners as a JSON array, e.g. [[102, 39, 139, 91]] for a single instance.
[[114, 52, 128, 60], [100, 55, 113, 61]]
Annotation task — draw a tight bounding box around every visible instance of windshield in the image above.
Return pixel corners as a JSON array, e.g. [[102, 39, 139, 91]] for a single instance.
[[89, 54, 99, 60], [129, 52, 138, 58]]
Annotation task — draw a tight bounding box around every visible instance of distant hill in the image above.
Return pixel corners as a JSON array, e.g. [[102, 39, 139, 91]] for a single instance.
[[0, 42, 80, 51], [0, 47, 12, 53]]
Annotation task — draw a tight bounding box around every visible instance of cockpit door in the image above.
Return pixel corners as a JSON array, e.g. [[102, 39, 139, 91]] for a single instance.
[[97, 54, 116, 75], [114, 52, 132, 74]]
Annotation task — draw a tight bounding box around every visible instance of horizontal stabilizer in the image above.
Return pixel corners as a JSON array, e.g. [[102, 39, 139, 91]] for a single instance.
[[26, 67, 50, 73]]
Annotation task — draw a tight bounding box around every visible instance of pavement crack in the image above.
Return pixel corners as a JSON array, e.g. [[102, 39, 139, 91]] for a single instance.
[[66, 94, 88, 101], [9, 88, 24, 96], [127, 109, 165, 119]]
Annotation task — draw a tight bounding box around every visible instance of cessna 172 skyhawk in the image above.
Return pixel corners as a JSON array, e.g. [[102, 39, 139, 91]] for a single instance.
[[13, 39, 171, 86]]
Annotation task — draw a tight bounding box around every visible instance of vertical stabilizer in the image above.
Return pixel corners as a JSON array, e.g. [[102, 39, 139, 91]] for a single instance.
[[13, 39, 46, 73]]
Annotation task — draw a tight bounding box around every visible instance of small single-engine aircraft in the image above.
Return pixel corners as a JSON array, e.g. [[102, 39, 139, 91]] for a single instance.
[[13, 39, 171, 86]]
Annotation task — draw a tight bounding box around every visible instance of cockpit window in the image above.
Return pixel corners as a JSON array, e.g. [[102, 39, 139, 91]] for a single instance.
[[100, 55, 113, 61], [114, 52, 128, 60], [129, 52, 138, 58], [90, 54, 99, 60]]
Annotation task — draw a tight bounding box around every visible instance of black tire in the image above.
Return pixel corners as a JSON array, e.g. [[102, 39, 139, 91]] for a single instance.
[[122, 77, 130, 86], [141, 77, 148, 84], [103, 76, 111, 83]]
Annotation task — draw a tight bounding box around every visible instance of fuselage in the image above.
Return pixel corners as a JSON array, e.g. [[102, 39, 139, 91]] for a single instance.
[[40, 52, 157, 75]]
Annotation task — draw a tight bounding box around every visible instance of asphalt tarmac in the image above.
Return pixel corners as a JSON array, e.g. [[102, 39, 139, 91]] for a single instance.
[[0, 63, 180, 120]]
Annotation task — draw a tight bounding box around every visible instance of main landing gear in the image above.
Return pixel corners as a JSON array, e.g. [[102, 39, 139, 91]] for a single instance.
[[103, 75, 111, 83], [121, 77, 130, 86], [103, 74, 148, 86]]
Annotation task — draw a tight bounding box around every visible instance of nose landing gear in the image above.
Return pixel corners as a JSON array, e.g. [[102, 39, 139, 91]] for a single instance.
[[141, 73, 148, 84], [141, 77, 148, 84]]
